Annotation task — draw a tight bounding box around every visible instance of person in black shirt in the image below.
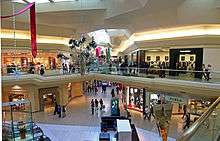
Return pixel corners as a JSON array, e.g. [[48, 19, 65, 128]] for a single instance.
[[183, 113, 191, 129], [99, 99, 103, 110], [91, 99, 95, 115], [40, 65, 45, 75], [95, 99, 99, 111], [62, 106, 66, 118], [54, 102, 58, 115]]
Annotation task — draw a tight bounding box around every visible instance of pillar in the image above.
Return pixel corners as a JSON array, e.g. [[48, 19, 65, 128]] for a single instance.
[[58, 84, 69, 106], [25, 85, 40, 112]]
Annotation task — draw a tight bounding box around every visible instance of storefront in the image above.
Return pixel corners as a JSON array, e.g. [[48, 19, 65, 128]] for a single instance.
[[169, 48, 203, 78], [38, 87, 59, 112], [2, 85, 28, 110], [1, 52, 58, 74], [126, 87, 145, 112]]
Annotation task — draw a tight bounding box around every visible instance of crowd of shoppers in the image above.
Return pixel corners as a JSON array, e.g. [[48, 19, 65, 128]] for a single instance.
[[91, 98, 105, 115]]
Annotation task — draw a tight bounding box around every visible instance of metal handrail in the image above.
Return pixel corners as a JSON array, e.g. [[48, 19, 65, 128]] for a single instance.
[[177, 97, 220, 141]]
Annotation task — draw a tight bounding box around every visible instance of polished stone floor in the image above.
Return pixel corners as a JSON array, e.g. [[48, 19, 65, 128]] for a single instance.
[[33, 87, 184, 140], [37, 123, 176, 141]]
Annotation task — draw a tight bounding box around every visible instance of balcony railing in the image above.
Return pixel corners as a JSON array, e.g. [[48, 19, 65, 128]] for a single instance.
[[177, 97, 220, 141], [2, 66, 220, 84]]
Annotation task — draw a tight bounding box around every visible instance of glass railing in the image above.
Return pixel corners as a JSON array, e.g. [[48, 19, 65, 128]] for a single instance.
[[2, 66, 220, 83], [94, 66, 220, 83], [177, 97, 220, 141]]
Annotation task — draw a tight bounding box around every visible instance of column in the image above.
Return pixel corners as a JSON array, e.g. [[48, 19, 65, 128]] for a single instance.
[[58, 84, 69, 106], [25, 85, 40, 112]]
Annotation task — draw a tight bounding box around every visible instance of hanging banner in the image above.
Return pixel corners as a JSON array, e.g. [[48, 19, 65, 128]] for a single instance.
[[1, 3, 34, 19], [30, 3, 37, 58]]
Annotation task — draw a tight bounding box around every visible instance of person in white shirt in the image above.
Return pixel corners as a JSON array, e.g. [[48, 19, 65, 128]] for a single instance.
[[205, 64, 212, 81]]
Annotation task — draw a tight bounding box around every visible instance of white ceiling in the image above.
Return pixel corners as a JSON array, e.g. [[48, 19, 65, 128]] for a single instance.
[[1, 0, 220, 53]]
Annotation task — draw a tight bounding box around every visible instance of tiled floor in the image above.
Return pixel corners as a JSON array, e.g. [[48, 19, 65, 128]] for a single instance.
[[33, 87, 184, 140], [37, 123, 176, 141]]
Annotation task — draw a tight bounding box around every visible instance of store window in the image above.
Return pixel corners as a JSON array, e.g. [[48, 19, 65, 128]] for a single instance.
[[128, 87, 144, 112], [165, 56, 169, 61], [147, 56, 151, 61], [156, 56, 160, 61]]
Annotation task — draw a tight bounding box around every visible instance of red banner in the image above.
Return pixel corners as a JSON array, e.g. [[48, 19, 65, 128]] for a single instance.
[[1, 3, 34, 19], [30, 3, 37, 58]]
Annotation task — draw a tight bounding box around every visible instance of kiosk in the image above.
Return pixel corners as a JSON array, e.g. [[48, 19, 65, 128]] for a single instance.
[[117, 119, 132, 141]]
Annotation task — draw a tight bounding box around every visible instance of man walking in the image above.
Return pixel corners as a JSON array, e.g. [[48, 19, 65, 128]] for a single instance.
[[91, 99, 95, 115]]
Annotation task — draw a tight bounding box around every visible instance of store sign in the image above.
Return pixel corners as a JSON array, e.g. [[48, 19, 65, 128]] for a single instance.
[[165, 96, 185, 104]]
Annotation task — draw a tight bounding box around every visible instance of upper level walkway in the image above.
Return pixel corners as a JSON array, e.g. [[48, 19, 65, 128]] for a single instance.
[[2, 68, 220, 98]]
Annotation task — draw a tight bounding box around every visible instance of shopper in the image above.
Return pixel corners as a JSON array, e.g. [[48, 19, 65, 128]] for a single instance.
[[182, 105, 187, 118], [148, 105, 154, 120], [143, 106, 150, 120], [183, 113, 190, 129], [202, 64, 207, 80], [111, 88, 115, 98], [40, 65, 45, 75], [95, 99, 99, 111], [57, 105, 61, 118], [69, 63, 73, 73], [95, 86, 98, 94], [116, 85, 120, 95], [99, 99, 103, 110], [102, 84, 107, 94], [205, 64, 212, 81], [91, 99, 95, 115], [54, 102, 58, 115], [62, 106, 66, 118]]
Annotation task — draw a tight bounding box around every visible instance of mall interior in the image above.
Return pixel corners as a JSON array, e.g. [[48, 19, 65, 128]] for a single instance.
[[1, 0, 220, 141]]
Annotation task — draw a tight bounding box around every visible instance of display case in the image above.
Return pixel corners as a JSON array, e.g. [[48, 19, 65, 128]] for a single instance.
[[2, 100, 34, 141]]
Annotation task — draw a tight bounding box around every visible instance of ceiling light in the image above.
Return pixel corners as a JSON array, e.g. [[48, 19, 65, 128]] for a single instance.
[[180, 50, 191, 53], [118, 24, 220, 53], [148, 49, 160, 52]]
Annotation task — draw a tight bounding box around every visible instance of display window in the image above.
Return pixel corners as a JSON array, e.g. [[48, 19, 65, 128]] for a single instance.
[[1, 52, 57, 71], [127, 87, 144, 112]]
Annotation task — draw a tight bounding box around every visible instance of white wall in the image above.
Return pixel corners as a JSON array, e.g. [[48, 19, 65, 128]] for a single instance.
[[203, 48, 220, 78]]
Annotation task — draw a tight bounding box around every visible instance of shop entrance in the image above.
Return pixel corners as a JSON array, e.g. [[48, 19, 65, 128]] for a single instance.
[[169, 48, 203, 78], [39, 87, 59, 112]]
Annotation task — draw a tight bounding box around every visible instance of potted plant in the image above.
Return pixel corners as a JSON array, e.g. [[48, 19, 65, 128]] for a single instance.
[[19, 126, 26, 139]]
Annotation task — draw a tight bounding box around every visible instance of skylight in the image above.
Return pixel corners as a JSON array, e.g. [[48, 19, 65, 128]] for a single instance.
[[88, 29, 111, 45]]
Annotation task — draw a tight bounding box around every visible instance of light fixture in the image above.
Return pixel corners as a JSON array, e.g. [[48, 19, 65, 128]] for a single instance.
[[180, 50, 191, 53], [119, 24, 220, 52]]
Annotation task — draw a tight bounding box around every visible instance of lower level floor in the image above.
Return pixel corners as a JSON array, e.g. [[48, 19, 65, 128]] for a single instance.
[[37, 123, 176, 141], [33, 87, 184, 139]]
